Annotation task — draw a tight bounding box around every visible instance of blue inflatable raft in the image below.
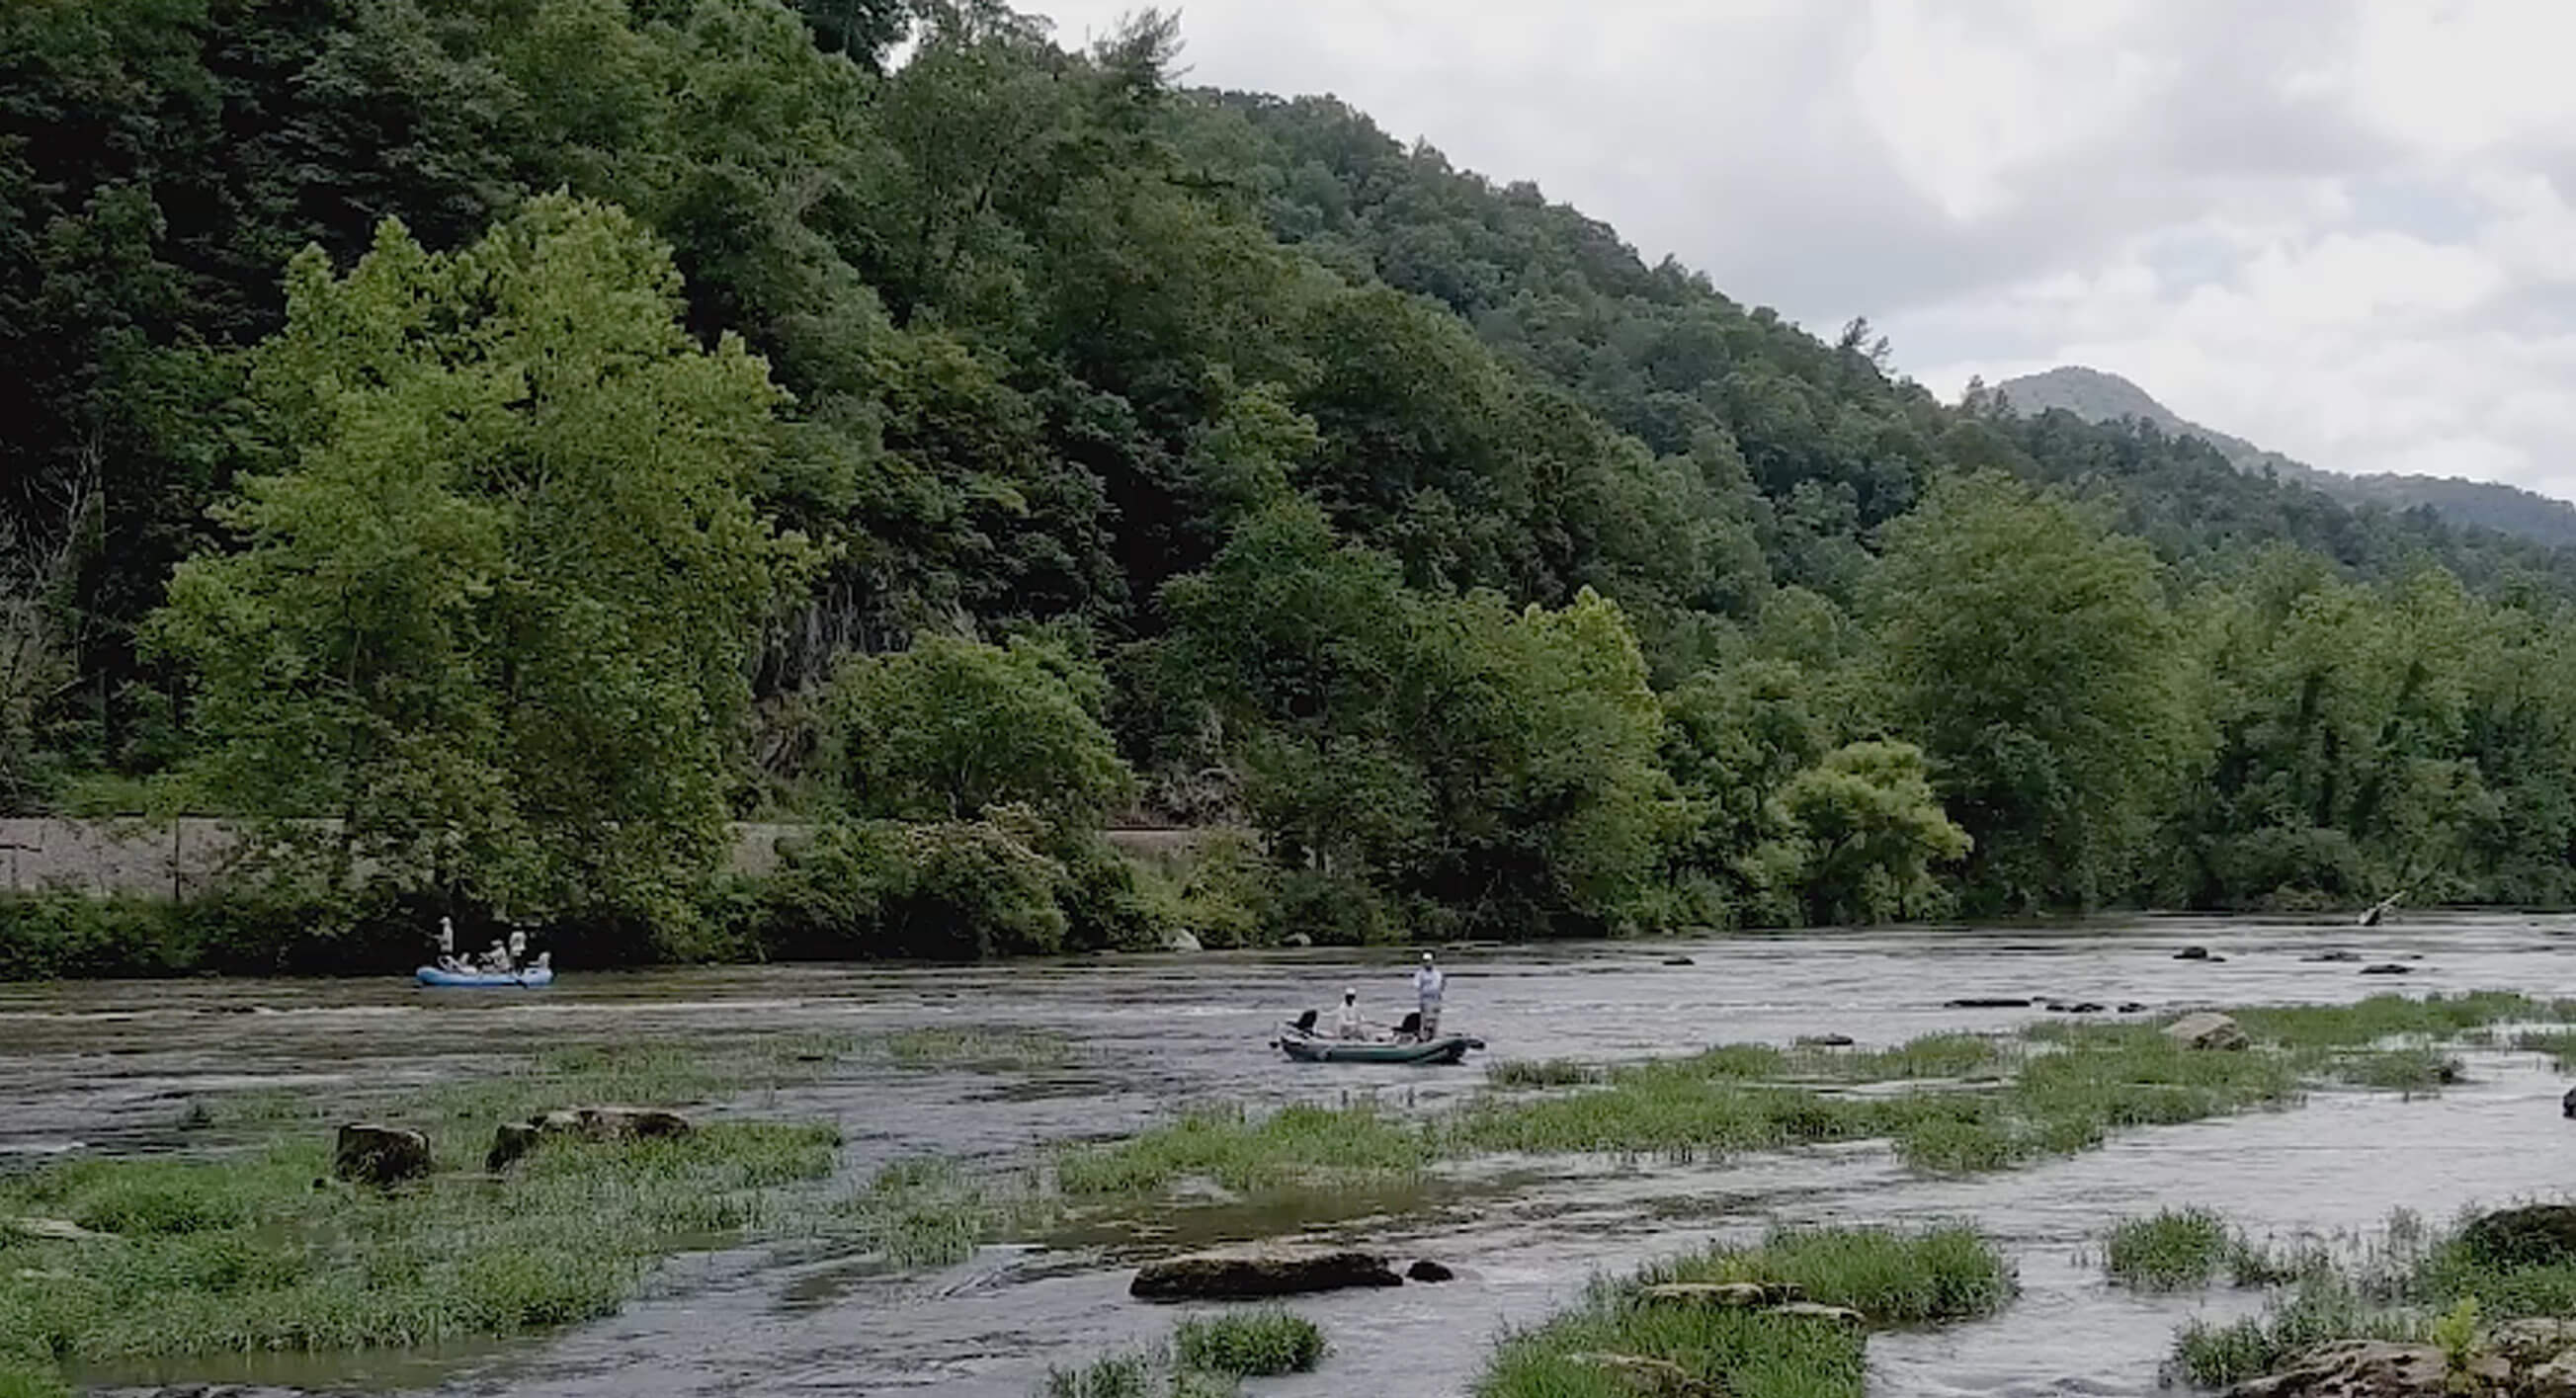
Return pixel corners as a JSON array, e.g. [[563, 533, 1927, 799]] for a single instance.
[[415, 964, 554, 988]]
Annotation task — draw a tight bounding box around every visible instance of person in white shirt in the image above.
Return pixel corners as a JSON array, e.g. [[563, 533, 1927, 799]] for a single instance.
[[1333, 988, 1366, 1039], [1413, 951, 1446, 1038], [436, 916, 460, 972]]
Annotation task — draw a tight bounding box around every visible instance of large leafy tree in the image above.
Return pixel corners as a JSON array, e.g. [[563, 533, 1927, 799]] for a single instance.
[[153, 197, 809, 928], [821, 632, 1135, 822], [1866, 472, 2185, 910]]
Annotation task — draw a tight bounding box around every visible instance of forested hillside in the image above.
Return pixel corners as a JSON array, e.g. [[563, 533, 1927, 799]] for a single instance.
[[7, 0, 2576, 974]]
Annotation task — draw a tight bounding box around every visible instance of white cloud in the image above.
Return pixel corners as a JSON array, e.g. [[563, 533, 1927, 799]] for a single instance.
[[1032, 0, 2576, 502]]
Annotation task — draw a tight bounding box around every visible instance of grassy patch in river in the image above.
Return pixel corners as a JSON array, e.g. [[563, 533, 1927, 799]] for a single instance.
[[1476, 1225, 2011, 1398], [1082, 994, 2546, 1196], [2165, 1205, 2576, 1388], [0, 1038, 886, 1385]]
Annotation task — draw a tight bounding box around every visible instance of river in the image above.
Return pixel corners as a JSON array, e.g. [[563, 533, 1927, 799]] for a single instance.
[[7, 912, 2576, 1396]]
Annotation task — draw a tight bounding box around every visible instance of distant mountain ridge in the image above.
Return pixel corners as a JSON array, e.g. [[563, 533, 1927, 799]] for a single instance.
[[1989, 367, 2576, 549]]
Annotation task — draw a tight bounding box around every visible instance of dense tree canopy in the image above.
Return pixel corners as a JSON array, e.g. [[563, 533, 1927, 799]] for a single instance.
[[8, 0, 2576, 968]]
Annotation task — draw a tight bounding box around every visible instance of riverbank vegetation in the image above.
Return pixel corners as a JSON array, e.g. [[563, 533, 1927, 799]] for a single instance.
[[13, 1, 2576, 977]]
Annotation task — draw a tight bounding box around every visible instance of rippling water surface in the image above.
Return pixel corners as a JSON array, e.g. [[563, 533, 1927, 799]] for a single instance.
[[9, 912, 2576, 1396]]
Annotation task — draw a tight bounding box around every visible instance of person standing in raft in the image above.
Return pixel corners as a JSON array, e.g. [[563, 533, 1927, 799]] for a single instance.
[[435, 916, 462, 972], [1414, 951, 1446, 1039]]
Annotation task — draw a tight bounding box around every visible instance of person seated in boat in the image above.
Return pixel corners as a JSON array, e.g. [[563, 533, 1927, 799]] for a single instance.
[[477, 940, 512, 973], [1334, 987, 1367, 1039]]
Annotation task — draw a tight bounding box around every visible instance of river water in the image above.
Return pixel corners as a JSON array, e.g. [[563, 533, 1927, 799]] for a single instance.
[[8, 912, 2576, 1397]]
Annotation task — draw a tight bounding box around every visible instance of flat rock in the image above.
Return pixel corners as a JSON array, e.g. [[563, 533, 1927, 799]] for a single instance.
[[1130, 1246, 1401, 1300], [1639, 1280, 1802, 1308], [2174, 946, 2214, 961], [486, 1106, 693, 1172], [1662, 955, 1696, 965], [2360, 963, 2415, 976], [2301, 950, 2366, 963], [1765, 1301, 1865, 1326], [1945, 997, 2033, 1009], [2489, 1317, 2576, 1366], [1796, 1033, 1856, 1048], [332, 1123, 432, 1187], [4, 1216, 101, 1242], [2118, 1002, 2149, 1014], [2165, 1012, 2250, 1052], [1405, 1259, 1454, 1282], [2226, 1340, 2447, 1398]]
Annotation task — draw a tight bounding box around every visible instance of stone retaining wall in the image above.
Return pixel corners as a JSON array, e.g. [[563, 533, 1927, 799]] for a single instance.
[[0, 818, 1213, 899]]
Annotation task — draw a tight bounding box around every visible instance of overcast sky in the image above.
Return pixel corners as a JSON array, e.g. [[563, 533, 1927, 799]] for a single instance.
[[1035, 0, 2576, 502]]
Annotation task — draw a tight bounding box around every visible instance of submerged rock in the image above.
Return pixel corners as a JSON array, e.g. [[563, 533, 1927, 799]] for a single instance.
[[2174, 946, 2213, 961], [2302, 950, 2367, 963], [332, 1123, 432, 1187], [485, 1106, 693, 1173], [2164, 1012, 2250, 1052], [1662, 955, 1696, 965], [2563, 1086, 2576, 1119], [2461, 1204, 2576, 1270], [2118, 1002, 2149, 1014], [2360, 963, 2416, 976], [1796, 1033, 1856, 1048], [1945, 997, 2034, 1009], [1129, 1246, 1401, 1300], [1405, 1259, 1454, 1282]]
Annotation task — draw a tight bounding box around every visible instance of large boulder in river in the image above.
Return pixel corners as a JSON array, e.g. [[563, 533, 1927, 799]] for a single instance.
[[2461, 1204, 2576, 1270], [1162, 929, 1203, 953], [2165, 1012, 2250, 1052], [1129, 1246, 1401, 1300], [333, 1123, 433, 1187], [485, 1106, 693, 1172]]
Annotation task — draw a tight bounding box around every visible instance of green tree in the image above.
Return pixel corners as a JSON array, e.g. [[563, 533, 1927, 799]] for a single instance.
[[1866, 472, 2184, 910], [821, 631, 1135, 821], [1774, 740, 1969, 925], [153, 197, 808, 933]]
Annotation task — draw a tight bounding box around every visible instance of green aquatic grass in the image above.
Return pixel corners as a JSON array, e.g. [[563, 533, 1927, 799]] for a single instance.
[[2105, 1208, 2235, 1290], [0, 1361, 69, 1398], [0, 1041, 866, 1363], [831, 1157, 1050, 1268], [1054, 1104, 1436, 1194], [2512, 1028, 2576, 1069], [1487, 1058, 1604, 1088], [1646, 1224, 2016, 1322], [1172, 1308, 1326, 1376], [2327, 1045, 2463, 1093], [0, 1121, 840, 1360], [1475, 1226, 2009, 1398], [880, 1028, 1075, 1069], [1041, 1347, 1241, 1398], [2171, 1273, 2418, 1389], [2230, 992, 2573, 1049]]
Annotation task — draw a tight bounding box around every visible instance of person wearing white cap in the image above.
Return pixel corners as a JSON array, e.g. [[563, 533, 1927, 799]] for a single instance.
[[1413, 951, 1446, 1039], [1333, 987, 1366, 1039], [436, 916, 462, 972]]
